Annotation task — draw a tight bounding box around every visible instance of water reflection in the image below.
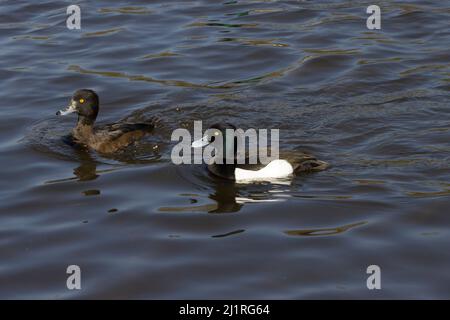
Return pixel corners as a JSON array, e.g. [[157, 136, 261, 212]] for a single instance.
[[45, 146, 99, 184], [160, 168, 291, 214], [208, 179, 243, 213], [212, 229, 245, 238], [73, 151, 99, 182], [285, 221, 367, 237], [209, 180, 292, 213]]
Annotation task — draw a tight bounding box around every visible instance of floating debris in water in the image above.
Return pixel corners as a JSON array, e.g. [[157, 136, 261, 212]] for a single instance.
[[82, 189, 101, 196]]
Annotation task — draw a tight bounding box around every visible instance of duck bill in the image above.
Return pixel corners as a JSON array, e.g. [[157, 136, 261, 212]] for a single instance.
[[56, 100, 77, 116], [192, 135, 210, 148]]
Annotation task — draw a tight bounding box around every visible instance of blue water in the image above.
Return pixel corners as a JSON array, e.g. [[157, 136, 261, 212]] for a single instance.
[[0, 0, 449, 298]]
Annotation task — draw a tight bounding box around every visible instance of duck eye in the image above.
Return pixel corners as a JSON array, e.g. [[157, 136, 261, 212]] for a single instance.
[[79, 98, 85, 104]]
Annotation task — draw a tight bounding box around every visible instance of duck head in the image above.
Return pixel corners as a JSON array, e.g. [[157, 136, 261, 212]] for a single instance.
[[57, 89, 99, 125], [192, 122, 238, 163]]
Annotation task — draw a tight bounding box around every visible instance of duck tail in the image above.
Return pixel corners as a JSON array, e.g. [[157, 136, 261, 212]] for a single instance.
[[294, 159, 329, 173]]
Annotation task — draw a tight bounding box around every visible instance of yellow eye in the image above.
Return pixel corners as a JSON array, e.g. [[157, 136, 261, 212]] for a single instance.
[[214, 131, 220, 136], [79, 98, 85, 104]]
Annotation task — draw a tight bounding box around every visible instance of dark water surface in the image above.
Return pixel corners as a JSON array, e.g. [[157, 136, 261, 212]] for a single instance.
[[1, 0, 449, 299]]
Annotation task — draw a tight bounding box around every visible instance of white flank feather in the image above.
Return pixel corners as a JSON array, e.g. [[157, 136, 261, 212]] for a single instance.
[[235, 159, 294, 182]]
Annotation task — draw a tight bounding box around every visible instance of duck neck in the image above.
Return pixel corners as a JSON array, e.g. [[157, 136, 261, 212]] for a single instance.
[[206, 135, 240, 179], [73, 116, 95, 142], [77, 114, 96, 127]]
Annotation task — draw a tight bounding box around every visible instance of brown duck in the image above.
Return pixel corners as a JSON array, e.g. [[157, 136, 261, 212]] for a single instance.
[[57, 89, 156, 153]]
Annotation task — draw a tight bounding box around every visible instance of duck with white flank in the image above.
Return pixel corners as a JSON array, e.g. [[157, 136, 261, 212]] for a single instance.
[[191, 123, 329, 182]]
